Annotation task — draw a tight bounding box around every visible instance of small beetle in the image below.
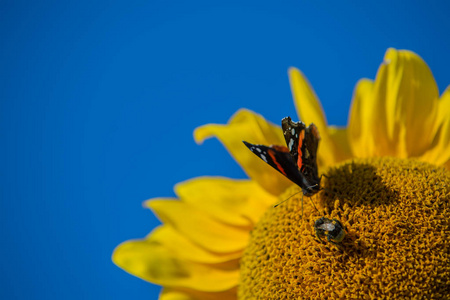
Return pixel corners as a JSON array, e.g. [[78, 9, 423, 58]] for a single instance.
[[314, 217, 346, 245]]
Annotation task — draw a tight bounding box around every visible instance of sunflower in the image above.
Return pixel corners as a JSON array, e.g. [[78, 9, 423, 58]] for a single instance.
[[113, 48, 450, 299]]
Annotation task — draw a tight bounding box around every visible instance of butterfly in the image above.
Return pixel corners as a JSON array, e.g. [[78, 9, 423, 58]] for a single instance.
[[243, 116, 321, 211]]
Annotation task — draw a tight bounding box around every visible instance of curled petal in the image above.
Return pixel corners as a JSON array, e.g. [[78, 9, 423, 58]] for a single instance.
[[370, 48, 439, 157], [175, 177, 276, 227], [194, 109, 292, 195], [145, 199, 249, 253], [112, 240, 239, 291], [348, 78, 377, 158], [421, 86, 450, 165]]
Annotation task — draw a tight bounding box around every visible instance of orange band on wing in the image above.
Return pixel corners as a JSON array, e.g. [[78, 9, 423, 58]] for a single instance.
[[272, 145, 289, 153], [297, 130, 305, 168], [268, 149, 287, 176]]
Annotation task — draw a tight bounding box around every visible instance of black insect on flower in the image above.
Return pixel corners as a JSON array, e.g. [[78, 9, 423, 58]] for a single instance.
[[314, 217, 346, 245]]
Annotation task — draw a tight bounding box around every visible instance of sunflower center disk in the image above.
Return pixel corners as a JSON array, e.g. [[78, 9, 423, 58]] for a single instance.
[[238, 157, 450, 299]]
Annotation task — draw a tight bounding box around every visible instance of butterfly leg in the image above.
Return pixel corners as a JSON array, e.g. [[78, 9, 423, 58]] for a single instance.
[[308, 194, 321, 215]]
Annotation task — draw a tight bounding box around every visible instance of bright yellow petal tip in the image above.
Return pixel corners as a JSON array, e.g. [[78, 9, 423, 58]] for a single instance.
[[144, 199, 249, 253], [348, 48, 441, 160], [112, 238, 239, 292], [288, 67, 327, 131]]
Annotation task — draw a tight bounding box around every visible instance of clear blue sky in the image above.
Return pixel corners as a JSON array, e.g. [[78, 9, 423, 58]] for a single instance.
[[1, 1, 449, 299]]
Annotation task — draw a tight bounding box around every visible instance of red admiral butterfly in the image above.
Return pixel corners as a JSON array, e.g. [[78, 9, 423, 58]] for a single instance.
[[243, 116, 321, 207]]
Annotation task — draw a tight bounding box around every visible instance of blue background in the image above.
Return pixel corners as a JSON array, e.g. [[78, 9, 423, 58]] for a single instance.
[[1, 1, 449, 299]]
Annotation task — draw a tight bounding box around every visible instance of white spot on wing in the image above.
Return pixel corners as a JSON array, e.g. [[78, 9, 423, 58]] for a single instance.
[[291, 128, 295, 135], [256, 148, 262, 152], [288, 139, 294, 151], [260, 154, 267, 162]]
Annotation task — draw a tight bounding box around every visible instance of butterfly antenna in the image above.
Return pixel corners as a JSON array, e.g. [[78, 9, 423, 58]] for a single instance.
[[273, 190, 303, 208], [301, 193, 304, 220], [298, 193, 306, 220]]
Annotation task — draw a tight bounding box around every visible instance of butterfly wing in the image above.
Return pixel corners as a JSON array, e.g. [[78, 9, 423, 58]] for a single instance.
[[302, 122, 321, 179], [282, 117, 320, 173], [281, 116, 306, 168], [281, 117, 321, 195], [242, 141, 311, 190]]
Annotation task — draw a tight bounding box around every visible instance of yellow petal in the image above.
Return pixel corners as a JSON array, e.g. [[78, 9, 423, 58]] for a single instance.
[[112, 240, 239, 291], [145, 199, 249, 253], [370, 48, 439, 157], [288, 67, 328, 130], [289, 68, 350, 168], [160, 288, 237, 300], [421, 85, 450, 165], [175, 177, 276, 227], [326, 126, 352, 168], [437, 86, 450, 130], [160, 289, 195, 300], [347, 78, 377, 158], [148, 226, 242, 264], [444, 159, 450, 171], [194, 109, 292, 195]]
